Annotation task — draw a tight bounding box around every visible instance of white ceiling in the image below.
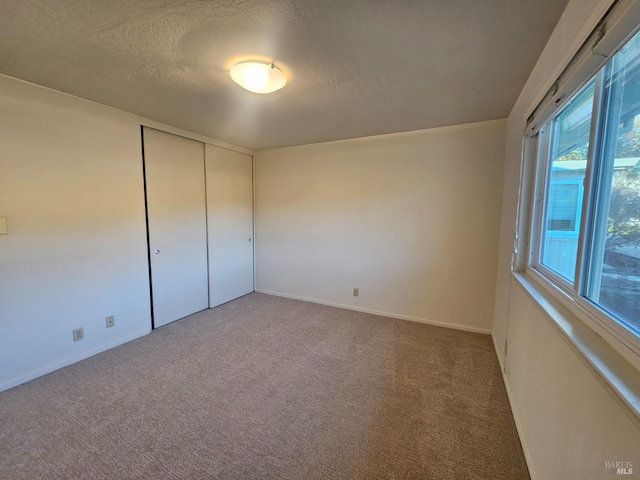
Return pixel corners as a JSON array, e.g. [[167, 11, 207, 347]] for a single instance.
[[0, 0, 568, 150]]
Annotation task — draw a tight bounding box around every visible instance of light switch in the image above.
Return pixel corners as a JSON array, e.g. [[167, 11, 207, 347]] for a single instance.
[[0, 217, 7, 235]]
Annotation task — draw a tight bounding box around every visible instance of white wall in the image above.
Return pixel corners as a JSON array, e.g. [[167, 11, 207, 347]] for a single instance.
[[493, 0, 640, 478], [0, 75, 151, 390], [507, 280, 640, 479], [255, 120, 506, 333], [0, 75, 250, 392]]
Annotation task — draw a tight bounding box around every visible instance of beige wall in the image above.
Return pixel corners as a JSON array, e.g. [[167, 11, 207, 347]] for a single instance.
[[493, 0, 640, 478], [255, 120, 506, 333]]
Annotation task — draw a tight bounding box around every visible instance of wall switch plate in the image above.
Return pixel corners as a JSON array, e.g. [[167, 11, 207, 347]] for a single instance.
[[353, 288, 359, 297], [0, 217, 7, 235], [72, 328, 84, 342], [105, 315, 115, 328]]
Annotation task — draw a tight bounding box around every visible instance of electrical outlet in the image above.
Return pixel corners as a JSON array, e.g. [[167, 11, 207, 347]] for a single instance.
[[105, 315, 115, 328], [72, 328, 84, 342], [353, 288, 359, 297]]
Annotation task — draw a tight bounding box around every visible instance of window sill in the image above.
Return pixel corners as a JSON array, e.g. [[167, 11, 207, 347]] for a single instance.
[[512, 271, 640, 430]]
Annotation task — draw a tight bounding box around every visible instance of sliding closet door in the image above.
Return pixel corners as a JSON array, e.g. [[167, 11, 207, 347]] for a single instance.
[[143, 127, 209, 327], [205, 144, 254, 307]]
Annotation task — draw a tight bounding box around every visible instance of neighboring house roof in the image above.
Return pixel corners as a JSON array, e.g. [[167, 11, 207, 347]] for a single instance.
[[552, 157, 640, 171]]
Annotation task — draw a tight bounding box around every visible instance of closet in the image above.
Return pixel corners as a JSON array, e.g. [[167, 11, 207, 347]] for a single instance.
[[142, 127, 253, 328]]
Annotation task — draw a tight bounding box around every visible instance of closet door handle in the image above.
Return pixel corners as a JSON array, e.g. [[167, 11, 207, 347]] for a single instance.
[[154, 249, 160, 254]]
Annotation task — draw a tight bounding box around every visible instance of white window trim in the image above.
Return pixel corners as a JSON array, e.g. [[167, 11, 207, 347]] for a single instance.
[[524, 264, 640, 372]]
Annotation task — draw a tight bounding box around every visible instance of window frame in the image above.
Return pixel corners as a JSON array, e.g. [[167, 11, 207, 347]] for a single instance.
[[527, 60, 640, 366], [529, 77, 599, 294]]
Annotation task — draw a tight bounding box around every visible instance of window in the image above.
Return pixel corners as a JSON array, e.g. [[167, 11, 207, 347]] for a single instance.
[[531, 28, 640, 344], [535, 82, 594, 283], [585, 32, 640, 334]]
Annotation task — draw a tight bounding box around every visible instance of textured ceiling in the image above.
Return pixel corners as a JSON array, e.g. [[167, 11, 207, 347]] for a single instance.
[[0, 0, 568, 150]]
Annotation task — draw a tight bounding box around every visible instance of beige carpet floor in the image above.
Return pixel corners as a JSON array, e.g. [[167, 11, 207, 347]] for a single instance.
[[0, 293, 529, 479]]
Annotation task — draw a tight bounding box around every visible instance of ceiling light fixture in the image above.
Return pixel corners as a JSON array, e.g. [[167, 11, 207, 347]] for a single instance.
[[229, 60, 286, 94]]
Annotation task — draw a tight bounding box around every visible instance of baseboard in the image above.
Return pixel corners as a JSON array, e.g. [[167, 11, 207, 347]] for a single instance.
[[492, 332, 506, 373], [0, 328, 151, 393], [491, 334, 538, 480], [255, 289, 492, 335]]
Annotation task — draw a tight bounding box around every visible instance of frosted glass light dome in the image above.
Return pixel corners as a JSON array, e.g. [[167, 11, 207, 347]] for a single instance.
[[230, 60, 286, 94]]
